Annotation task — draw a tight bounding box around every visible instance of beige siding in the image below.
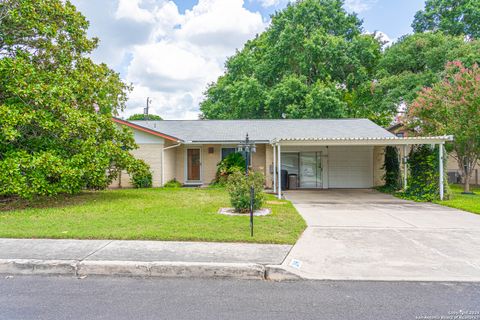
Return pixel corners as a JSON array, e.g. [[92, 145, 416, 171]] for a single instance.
[[446, 154, 480, 185], [252, 144, 267, 176], [202, 145, 221, 184], [111, 143, 164, 188], [373, 146, 385, 187], [163, 141, 179, 184], [175, 145, 185, 184], [265, 144, 273, 188]]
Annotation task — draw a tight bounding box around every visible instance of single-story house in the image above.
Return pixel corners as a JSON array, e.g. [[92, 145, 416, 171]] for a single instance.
[[389, 123, 479, 186], [112, 118, 453, 199]]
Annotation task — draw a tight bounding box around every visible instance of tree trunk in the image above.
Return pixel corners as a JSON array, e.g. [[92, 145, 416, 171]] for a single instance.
[[464, 178, 470, 193]]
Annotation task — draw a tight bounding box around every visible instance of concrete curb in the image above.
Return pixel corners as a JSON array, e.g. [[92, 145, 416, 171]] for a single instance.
[[264, 265, 303, 281], [0, 259, 283, 280]]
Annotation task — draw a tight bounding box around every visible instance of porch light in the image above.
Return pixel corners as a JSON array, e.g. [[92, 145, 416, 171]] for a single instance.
[[237, 133, 256, 175]]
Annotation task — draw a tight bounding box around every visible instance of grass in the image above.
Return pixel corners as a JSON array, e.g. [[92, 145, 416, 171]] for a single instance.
[[0, 188, 306, 244], [434, 184, 480, 215]]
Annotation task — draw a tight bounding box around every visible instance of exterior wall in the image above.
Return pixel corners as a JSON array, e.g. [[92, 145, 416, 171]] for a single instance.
[[373, 146, 385, 187], [265, 144, 273, 189], [202, 145, 221, 184], [446, 154, 479, 185], [175, 145, 185, 184], [252, 144, 267, 177], [111, 143, 164, 188], [163, 140, 179, 184], [110, 127, 165, 188]]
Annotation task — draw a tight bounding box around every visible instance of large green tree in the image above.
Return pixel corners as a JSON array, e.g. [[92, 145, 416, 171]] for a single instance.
[[412, 0, 480, 39], [360, 32, 480, 118], [407, 61, 480, 193], [0, 0, 148, 198], [127, 114, 163, 121], [200, 0, 384, 123]]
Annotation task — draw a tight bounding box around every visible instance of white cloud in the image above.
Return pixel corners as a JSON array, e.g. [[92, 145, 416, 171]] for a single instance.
[[344, 0, 377, 13], [72, 0, 266, 119], [115, 0, 155, 23], [257, 0, 284, 7]]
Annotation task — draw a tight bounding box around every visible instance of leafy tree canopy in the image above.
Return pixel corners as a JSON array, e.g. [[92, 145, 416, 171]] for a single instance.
[[127, 114, 163, 121], [0, 0, 147, 198], [412, 0, 480, 39], [360, 32, 480, 119], [200, 0, 385, 123], [407, 61, 480, 193]]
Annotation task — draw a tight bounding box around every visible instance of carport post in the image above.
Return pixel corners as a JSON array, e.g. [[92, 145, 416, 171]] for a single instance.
[[439, 143, 444, 200], [403, 144, 408, 190], [273, 144, 277, 193], [277, 143, 282, 199]]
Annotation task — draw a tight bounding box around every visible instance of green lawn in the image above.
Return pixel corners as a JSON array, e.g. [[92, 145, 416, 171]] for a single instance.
[[0, 188, 306, 244], [435, 184, 480, 215]]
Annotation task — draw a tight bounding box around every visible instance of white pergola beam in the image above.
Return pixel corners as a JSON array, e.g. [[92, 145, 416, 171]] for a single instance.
[[274, 136, 454, 147]]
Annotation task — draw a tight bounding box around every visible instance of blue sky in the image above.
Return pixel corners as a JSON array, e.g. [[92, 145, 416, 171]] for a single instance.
[[72, 0, 426, 119]]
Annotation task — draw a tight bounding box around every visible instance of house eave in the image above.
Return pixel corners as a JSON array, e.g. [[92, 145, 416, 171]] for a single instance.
[[112, 118, 183, 143]]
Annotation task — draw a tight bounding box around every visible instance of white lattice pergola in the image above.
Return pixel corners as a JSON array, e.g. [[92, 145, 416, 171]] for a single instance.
[[271, 135, 454, 200]]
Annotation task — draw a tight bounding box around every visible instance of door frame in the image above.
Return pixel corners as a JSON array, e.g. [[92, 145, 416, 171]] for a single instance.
[[184, 147, 202, 184]]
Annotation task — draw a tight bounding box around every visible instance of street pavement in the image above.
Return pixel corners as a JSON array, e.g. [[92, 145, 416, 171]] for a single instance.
[[1, 275, 479, 320]]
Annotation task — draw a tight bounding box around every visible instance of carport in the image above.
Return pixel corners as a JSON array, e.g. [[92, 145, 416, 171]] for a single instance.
[[271, 135, 454, 200]]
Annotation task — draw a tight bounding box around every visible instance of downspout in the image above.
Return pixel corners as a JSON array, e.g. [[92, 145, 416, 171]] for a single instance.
[[162, 142, 182, 186]]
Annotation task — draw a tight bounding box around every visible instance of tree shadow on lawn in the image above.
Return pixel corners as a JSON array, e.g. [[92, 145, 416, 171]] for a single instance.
[[0, 190, 138, 212]]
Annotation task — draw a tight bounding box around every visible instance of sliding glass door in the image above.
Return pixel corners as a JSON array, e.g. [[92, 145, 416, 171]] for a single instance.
[[282, 152, 323, 189]]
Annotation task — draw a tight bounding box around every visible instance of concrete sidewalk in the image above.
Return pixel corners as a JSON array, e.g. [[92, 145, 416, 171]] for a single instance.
[[0, 239, 297, 280]]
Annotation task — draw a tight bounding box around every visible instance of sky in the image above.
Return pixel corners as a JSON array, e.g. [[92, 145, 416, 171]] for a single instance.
[[71, 0, 425, 120]]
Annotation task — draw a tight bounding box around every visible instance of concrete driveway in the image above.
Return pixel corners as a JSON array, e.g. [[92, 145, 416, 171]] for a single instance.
[[283, 189, 480, 281]]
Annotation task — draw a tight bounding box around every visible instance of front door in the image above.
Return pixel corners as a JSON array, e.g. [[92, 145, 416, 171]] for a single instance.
[[187, 149, 201, 181]]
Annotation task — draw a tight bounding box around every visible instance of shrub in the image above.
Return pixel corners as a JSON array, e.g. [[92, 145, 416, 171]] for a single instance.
[[213, 152, 245, 185], [382, 146, 401, 192], [128, 160, 152, 188], [164, 178, 182, 188], [402, 144, 450, 201], [226, 171, 265, 213]]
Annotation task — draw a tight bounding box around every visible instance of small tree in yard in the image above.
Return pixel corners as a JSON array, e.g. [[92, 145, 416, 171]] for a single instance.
[[226, 171, 265, 213], [0, 0, 150, 198], [408, 61, 480, 193]]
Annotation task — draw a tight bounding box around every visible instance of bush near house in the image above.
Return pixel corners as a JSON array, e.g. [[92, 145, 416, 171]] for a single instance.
[[164, 178, 182, 188], [226, 171, 265, 213], [402, 144, 450, 201], [128, 160, 152, 188], [212, 152, 246, 185], [380, 146, 402, 192]]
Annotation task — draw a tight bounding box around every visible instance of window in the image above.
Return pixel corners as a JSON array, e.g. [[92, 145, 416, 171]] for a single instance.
[[396, 132, 405, 138], [221, 148, 237, 160]]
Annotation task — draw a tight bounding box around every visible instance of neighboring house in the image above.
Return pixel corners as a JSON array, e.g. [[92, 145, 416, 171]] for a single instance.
[[112, 118, 453, 198], [389, 123, 479, 186]]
